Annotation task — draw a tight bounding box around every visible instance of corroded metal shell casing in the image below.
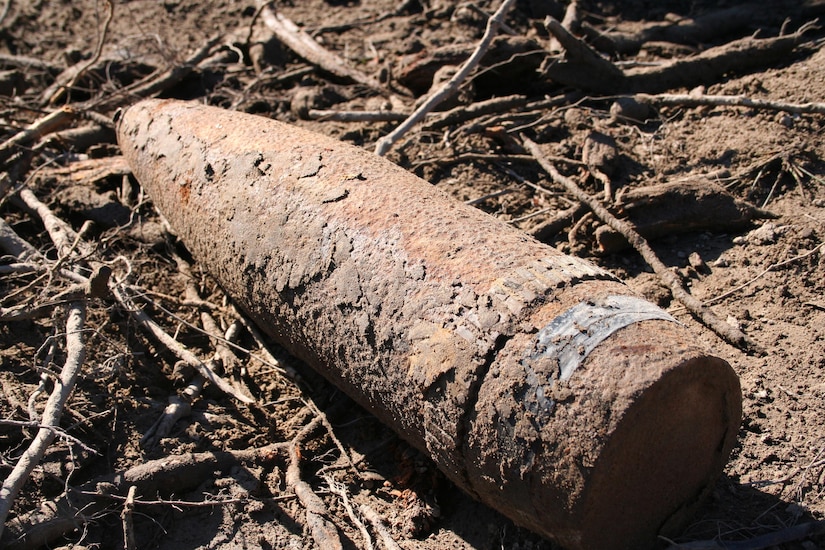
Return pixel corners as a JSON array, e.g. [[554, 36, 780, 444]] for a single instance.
[[117, 99, 741, 550]]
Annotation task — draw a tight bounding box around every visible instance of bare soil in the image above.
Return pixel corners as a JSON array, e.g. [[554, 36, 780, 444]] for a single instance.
[[1, 1, 824, 549]]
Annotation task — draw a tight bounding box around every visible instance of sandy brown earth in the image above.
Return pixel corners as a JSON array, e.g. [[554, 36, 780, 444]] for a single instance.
[[1, 1, 825, 549]]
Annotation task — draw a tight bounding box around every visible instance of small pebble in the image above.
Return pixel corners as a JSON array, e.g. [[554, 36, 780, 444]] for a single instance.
[[609, 97, 651, 123], [688, 251, 710, 274], [736, 222, 786, 245], [777, 113, 794, 128]]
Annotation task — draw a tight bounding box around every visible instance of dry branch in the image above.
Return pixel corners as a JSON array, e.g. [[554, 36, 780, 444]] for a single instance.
[[422, 93, 529, 131], [524, 137, 753, 350], [547, 0, 580, 53], [360, 504, 403, 550], [111, 284, 255, 404], [625, 23, 819, 93], [633, 92, 825, 116], [32, 124, 115, 155], [1, 443, 287, 550], [543, 19, 818, 95], [0, 107, 75, 165], [0, 419, 96, 454], [87, 35, 222, 112], [0, 217, 41, 261], [307, 109, 408, 122], [201, 309, 255, 403], [0, 53, 61, 74], [0, 302, 86, 542], [374, 0, 518, 156], [230, 303, 301, 382], [703, 240, 825, 306], [140, 374, 204, 448], [541, 15, 625, 93], [257, 1, 383, 93], [595, 179, 772, 253], [531, 203, 588, 242], [582, 5, 758, 55], [326, 476, 374, 550], [121, 485, 137, 550], [667, 519, 825, 550], [287, 416, 344, 550], [14, 187, 91, 258], [43, 0, 114, 105]]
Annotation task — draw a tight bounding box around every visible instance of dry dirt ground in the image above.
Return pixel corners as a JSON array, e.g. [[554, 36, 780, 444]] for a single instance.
[[1, 1, 825, 549]]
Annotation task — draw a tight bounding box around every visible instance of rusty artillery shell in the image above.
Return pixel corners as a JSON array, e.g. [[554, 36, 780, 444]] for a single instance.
[[117, 99, 741, 550]]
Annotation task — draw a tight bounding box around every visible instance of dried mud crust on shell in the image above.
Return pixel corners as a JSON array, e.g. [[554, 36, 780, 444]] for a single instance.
[[117, 98, 741, 549]]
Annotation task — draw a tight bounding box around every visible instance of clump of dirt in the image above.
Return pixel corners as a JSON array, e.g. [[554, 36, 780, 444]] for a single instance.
[[1, 1, 824, 549]]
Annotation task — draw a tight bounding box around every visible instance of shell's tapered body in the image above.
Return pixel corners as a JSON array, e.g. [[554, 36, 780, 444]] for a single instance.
[[117, 99, 741, 550]]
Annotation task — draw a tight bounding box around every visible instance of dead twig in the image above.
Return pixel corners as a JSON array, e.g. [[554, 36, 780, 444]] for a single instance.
[[85, 492, 296, 507], [0, 53, 61, 73], [111, 283, 255, 404], [541, 15, 625, 93], [287, 416, 344, 550], [422, 93, 528, 131], [409, 152, 535, 170], [582, 5, 758, 55], [374, 0, 518, 156], [524, 137, 753, 350], [45, 0, 114, 105], [0, 302, 87, 542], [307, 109, 408, 122], [359, 504, 403, 550], [633, 92, 825, 116], [200, 307, 255, 405], [465, 188, 516, 205], [625, 22, 820, 93], [0, 0, 11, 29], [325, 476, 374, 550], [121, 485, 137, 550], [531, 203, 588, 242], [0, 217, 42, 261], [230, 302, 301, 381], [257, 1, 383, 93], [0, 107, 75, 165], [703, 240, 825, 306], [308, 400, 356, 473], [547, 0, 580, 53], [87, 35, 222, 112], [140, 372, 204, 448], [1, 443, 287, 550], [13, 186, 87, 257], [0, 419, 97, 455], [665, 519, 825, 549]]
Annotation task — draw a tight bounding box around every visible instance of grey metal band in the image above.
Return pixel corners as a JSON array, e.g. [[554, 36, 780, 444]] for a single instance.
[[532, 295, 678, 381]]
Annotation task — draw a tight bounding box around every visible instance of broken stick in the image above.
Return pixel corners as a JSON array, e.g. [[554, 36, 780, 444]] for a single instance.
[[257, 1, 383, 93], [287, 417, 344, 550], [0, 302, 86, 542], [111, 284, 254, 404], [632, 92, 825, 116], [374, 0, 518, 156], [1, 443, 287, 550]]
